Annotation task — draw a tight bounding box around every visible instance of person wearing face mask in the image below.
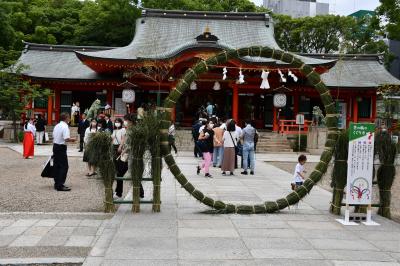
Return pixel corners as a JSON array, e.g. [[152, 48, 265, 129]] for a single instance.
[[83, 119, 98, 177], [115, 114, 144, 198], [23, 117, 36, 159], [112, 118, 127, 199], [105, 114, 114, 133], [197, 120, 214, 178]]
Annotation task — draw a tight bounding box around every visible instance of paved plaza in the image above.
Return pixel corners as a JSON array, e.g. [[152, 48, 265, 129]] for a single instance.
[[1, 145, 400, 265]]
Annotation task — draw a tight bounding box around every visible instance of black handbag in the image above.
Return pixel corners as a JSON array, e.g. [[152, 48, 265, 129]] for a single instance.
[[41, 156, 53, 178]]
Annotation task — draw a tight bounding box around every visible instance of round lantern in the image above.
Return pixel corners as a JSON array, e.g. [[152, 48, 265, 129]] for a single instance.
[[273, 93, 287, 108], [122, 89, 135, 103]]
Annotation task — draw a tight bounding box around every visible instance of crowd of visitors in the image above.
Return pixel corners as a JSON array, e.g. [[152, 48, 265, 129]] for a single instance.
[[192, 116, 259, 178]]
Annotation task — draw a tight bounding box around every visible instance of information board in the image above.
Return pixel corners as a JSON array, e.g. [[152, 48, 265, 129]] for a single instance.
[[346, 123, 375, 205]]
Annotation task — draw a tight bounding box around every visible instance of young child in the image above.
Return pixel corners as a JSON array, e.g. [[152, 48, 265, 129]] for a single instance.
[[293, 154, 307, 189]]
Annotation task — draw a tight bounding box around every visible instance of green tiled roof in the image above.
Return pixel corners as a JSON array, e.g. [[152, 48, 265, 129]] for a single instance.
[[75, 9, 333, 66]]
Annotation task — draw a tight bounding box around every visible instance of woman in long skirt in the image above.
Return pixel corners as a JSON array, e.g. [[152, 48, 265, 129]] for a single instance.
[[221, 120, 238, 175], [23, 118, 36, 159]]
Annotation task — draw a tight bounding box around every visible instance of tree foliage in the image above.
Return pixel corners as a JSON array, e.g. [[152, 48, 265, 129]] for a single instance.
[[273, 14, 387, 54], [0, 64, 51, 141], [376, 0, 400, 40]]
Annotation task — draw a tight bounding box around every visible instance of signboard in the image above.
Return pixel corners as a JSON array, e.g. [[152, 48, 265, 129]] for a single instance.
[[346, 123, 375, 205], [296, 114, 305, 125]]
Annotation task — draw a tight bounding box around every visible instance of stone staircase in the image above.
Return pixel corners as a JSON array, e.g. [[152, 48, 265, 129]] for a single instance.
[[174, 129, 293, 153]]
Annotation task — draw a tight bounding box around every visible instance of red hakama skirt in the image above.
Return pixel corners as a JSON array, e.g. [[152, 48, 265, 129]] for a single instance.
[[23, 132, 34, 158]]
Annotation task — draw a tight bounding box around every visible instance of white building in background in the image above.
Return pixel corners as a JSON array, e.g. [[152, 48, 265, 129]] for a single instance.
[[263, 0, 329, 18]]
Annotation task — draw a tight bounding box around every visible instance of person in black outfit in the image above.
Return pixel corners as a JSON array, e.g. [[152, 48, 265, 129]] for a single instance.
[[77, 113, 90, 152], [35, 114, 46, 145], [52, 113, 76, 191], [192, 119, 203, 158], [197, 120, 215, 178], [105, 114, 114, 133]]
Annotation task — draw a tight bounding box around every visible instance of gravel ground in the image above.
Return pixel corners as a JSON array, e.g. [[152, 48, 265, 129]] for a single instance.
[[0, 147, 130, 212], [269, 161, 400, 221]]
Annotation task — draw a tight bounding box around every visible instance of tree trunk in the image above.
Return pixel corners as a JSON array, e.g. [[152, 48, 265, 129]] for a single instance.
[[12, 111, 18, 143]]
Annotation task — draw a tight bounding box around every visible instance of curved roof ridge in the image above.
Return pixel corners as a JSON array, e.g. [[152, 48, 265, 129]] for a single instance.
[[142, 8, 271, 21], [22, 41, 115, 53]]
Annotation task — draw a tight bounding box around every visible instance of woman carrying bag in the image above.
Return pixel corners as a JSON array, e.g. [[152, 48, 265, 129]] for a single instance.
[[112, 118, 127, 199], [221, 120, 238, 176]]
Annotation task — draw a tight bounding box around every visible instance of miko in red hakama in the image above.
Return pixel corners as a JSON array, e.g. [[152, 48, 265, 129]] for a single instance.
[[23, 132, 34, 158]]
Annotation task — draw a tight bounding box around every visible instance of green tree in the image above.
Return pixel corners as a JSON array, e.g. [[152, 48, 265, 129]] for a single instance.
[[73, 0, 140, 46], [141, 0, 261, 12], [376, 0, 400, 40], [0, 64, 51, 142]]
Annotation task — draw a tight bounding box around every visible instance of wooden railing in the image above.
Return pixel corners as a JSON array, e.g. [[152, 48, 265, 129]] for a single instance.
[[279, 119, 312, 134]]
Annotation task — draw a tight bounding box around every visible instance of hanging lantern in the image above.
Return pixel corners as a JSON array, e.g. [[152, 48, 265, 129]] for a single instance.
[[260, 70, 270, 89], [122, 88, 135, 103], [190, 81, 198, 90], [273, 93, 287, 108], [237, 70, 245, 84], [213, 81, 221, 91]]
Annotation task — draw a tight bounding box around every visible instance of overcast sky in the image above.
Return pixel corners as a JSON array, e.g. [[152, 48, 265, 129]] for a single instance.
[[251, 0, 381, 16]]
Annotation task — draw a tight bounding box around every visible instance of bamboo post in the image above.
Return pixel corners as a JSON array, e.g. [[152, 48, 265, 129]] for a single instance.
[[152, 145, 161, 212], [132, 156, 142, 213]]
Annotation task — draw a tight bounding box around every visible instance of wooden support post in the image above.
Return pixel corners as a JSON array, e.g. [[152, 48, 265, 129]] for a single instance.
[[371, 94, 377, 121], [106, 89, 113, 107], [273, 107, 279, 132], [293, 93, 299, 116], [232, 83, 239, 121], [47, 94, 53, 125], [55, 90, 60, 122], [352, 97, 358, 123]]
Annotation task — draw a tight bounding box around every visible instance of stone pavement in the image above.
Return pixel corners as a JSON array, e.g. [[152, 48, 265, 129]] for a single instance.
[[0, 213, 112, 265], [82, 155, 400, 266]]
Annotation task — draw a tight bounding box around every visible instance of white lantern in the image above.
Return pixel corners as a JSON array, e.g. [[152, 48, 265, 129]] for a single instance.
[[213, 81, 221, 91], [190, 81, 198, 90], [122, 89, 135, 103], [273, 93, 287, 108]]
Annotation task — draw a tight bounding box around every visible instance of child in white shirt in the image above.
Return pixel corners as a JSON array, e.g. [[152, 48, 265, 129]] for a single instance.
[[293, 154, 307, 188]]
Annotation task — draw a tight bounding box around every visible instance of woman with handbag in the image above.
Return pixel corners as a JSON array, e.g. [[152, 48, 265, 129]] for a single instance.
[[197, 120, 214, 178], [83, 119, 98, 176], [112, 118, 127, 199], [221, 120, 238, 175]]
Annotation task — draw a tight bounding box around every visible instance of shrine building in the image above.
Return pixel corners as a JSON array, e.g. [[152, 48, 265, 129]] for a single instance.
[[16, 9, 400, 133]]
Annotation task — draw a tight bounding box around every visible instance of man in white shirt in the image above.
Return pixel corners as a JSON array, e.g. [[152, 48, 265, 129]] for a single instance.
[[52, 112, 76, 191]]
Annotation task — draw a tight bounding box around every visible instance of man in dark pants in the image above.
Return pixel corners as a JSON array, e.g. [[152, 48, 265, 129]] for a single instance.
[[77, 113, 89, 152], [52, 113, 76, 191]]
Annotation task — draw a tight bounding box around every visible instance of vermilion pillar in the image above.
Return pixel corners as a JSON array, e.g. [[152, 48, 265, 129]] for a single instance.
[[47, 94, 53, 125], [232, 84, 239, 121], [55, 89, 60, 122], [273, 107, 279, 132], [371, 94, 377, 120], [352, 97, 358, 123]]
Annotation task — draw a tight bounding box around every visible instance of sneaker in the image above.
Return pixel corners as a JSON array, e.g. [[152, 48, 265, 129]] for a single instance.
[[241, 171, 248, 175], [230, 172, 234, 176], [197, 166, 201, 175], [222, 171, 226, 175], [250, 171, 254, 175], [205, 173, 213, 178]]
